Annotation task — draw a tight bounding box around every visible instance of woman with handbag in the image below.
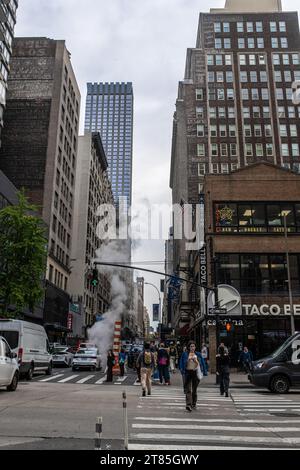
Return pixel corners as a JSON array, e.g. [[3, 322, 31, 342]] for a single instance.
[[179, 341, 206, 412], [106, 349, 115, 382]]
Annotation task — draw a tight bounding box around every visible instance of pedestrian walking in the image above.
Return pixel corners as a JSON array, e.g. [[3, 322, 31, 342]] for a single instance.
[[179, 341, 206, 412], [118, 348, 126, 377], [106, 349, 115, 382], [179, 346, 187, 390], [169, 342, 178, 373], [137, 343, 155, 396], [201, 343, 209, 372], [238, 346, 253, 374], [216, 346, 230, 397], [157, 342, 171, 385]]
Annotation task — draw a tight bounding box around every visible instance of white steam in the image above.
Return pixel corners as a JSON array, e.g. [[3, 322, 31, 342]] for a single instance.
[[87, 240, 130, 367]]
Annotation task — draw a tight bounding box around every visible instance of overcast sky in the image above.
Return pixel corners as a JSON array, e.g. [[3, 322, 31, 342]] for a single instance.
[[15, 0, 300, 328]]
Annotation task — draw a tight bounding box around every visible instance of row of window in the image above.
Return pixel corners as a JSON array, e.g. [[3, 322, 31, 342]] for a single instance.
[[216, 253, 300, 296], [48, 265, 68, 292], [215, 202, 300, 232], [241, 88, 270, 101], [242, 106, 271, 119], [198, 163, 300, 175], [197, 143, 238, 157], [202, 123, 272, 138], [214, 21, 286, 34], [206, 105, 300, 120], [207, 52, 300, 67], [206, 88, 235, 101], [214, 37, 288, 50]]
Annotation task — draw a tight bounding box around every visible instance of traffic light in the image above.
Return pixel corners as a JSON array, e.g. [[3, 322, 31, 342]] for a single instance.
[[225, 321, 232, 332], [91, 268, 98, 287]]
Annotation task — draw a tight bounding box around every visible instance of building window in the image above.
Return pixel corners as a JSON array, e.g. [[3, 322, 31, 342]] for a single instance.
[[216, 54, 223, 65], [244, 125, 251, 137], [223, 22, 230, 32], [273, 54, 280, 65], [216, 252, 300, 295], [237, 22, 244, 32], [197, 124, 205, 137], [225, 54, 232, 65], [196, 89, 204, 100], [211, 144, 218, 156], [257, 38, 264, 49], [238, 38, 245, 49], [292, 144, 300, 157], [230, 144, 237, 156], [247, 22, 254, 32], [245, 144, 253, 156], [198, 163, 206, 176], [266, 143, 274, 156], [229, 125, 236, 137], [221, 163, 229, 173], [264, 124, 272, 136], [197, 144, 205, 156], [256, 143, 264, 157], [224, 38, 231, 49], [221, 143, 228, 156], [256, 22, 263, 32], [279, 21, 286, 32], [215, 38, 222, 49], [270, 21, 277, 32], [281, 38, 288, 48], [271, 37, 278, 48], [239, 54, 246, 65], [255, 125, 262, 137], [214, 22, 221, 33], [49, 265, 53, 283], [247, 38, 255, 49]]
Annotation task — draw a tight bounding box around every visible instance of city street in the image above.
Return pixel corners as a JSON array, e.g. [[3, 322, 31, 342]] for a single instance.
[[1, 371, 300, 450]]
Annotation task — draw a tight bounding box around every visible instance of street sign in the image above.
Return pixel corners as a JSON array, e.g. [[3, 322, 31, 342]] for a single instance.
[[209, 308, 227, 315]]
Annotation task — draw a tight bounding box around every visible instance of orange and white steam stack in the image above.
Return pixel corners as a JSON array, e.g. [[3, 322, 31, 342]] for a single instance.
[[112, 320, 122, 374]]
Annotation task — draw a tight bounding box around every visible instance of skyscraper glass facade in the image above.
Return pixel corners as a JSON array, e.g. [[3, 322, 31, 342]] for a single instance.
[[84, 82, 133, 206]]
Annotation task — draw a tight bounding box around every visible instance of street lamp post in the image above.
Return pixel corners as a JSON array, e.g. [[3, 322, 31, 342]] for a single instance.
[[145, 282, 162, 324], [284, 214, 296, 335]]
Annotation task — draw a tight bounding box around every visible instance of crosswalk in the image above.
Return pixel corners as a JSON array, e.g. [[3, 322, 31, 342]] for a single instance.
[[128, 387, 300, 450], [231, 390, 300, 415], [29, 371, 138, 386]]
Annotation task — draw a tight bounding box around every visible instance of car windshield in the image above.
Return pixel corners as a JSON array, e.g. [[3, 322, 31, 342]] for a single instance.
[[270, 333, 300, 358], [53, 347, 67, 354], [0, 331, 19, 349]]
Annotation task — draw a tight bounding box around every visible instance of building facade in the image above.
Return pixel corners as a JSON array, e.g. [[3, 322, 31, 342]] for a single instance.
[[169, 0, 300, 347], [0, 37, 81, 340], [84, 82, 133, 207], [69, 132, 113, 337], [0, 0, 18, 145], [190, 163, 300, 370], [143, 306, 150, 339]]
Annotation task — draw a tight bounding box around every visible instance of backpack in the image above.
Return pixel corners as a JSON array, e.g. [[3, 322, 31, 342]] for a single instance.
[[144, 351, 152, 365]]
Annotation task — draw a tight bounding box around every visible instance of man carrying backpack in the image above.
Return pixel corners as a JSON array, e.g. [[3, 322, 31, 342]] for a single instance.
[[137, 343, 155, 396]]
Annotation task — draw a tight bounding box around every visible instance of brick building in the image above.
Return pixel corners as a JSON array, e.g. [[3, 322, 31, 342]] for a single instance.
[[169, 0, 300, 348], [189, 162, 300, 370], [0, 37, 81, 340]]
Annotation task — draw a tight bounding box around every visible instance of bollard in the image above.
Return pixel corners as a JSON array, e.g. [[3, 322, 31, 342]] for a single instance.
[[95, 417, 102, 450], [122, 391, 129, 450]]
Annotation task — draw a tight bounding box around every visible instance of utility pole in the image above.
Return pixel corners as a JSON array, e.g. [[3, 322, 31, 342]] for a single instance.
[[284, 214, 296, 335]]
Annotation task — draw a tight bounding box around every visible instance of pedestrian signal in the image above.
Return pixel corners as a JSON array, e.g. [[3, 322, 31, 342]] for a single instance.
[[225, 322, 232, 332], [91, 269, 98, 287]]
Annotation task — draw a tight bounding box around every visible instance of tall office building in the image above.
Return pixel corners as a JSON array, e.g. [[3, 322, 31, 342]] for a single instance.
[[0, 0, 18, 144], [0, 37, 81, 339], [169, 0, 300, 336], [84, 82, 133, 206], [170, 0, 300, 207]]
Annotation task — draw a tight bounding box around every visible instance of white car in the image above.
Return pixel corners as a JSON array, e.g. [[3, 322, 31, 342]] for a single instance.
[[0, 319, 52, 380], [52, 346, 74, 367], [0, 336, 19, 392], [72, 348, 101, 371]]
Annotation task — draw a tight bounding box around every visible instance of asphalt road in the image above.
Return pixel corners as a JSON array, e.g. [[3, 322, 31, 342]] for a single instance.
[[1, 370, 300, 450]]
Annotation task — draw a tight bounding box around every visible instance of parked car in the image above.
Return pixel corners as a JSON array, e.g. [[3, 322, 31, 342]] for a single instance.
[[249, 331, 300, 393], [127, 345, 143, 368], [72, 347, 101, 371], [0, 336, 19, 392], [0, 319, 53, 380], [77, 342, 97, 351], [52, 346, 74, 367]]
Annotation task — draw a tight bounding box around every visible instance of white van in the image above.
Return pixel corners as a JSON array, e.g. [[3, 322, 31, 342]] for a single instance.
[[0, 320, 53, 380], [0, 336, 19, 391]]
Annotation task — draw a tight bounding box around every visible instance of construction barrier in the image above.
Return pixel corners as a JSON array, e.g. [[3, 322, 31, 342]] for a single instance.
[[112, 320, 122, 375]]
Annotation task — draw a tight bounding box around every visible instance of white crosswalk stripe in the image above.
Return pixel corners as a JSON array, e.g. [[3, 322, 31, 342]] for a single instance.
[[58, 375, 80, 383], [231, 391, 300, 415], [75, 375, 95, 384], [129, 388, 300, 450], [38, 374, 65, 382]]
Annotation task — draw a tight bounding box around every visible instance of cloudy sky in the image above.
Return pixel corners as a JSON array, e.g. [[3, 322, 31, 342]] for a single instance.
[[15, 0, 299, 326]]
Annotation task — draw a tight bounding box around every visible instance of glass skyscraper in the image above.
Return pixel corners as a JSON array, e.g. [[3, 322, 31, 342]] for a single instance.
[[84, 82, 133, 206]]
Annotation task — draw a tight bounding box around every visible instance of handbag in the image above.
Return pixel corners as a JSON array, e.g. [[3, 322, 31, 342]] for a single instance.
[[196, 364, 203, 381]]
